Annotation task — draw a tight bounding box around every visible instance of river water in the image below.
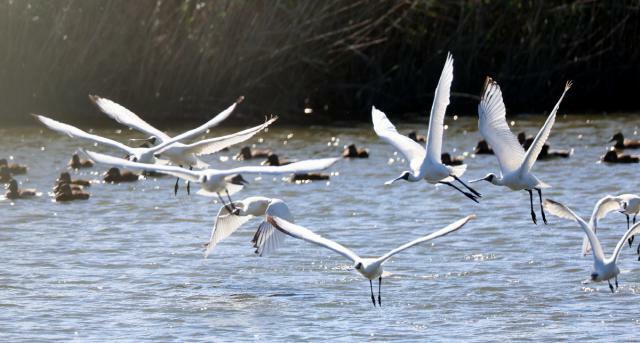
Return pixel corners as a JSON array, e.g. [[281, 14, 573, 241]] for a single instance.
[[1, 113, 640, 341]]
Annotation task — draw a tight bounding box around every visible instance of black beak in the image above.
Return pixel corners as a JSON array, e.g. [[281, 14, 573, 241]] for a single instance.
[[229, 174, 249, 185], [609, 137, 615, 143]]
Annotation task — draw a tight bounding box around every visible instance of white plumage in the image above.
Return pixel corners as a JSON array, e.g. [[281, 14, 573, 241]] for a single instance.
[[471, 79, 572, 224], [372, 53, 480, 202], [204, 197, 293, 258], [544, 199, 640, 292], [268, 214, 475, 306]]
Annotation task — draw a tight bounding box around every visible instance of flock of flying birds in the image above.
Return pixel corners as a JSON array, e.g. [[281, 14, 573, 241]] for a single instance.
[[8, 52, 640, 306]]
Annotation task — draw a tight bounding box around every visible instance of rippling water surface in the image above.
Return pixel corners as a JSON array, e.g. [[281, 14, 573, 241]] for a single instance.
[[2, 114, 640, 341]]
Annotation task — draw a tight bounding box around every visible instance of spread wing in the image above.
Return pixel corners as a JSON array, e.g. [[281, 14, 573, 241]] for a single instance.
[[220, 157, 339, 176], [372, 106, 425, 172], [582, 195, 624, 255], [150, 101, 238, 153], [204, 205, 253, 258], [520, 81, 572, 173], [181, 116, 277, 156], [612, 222, 640, 263], [425, 52, 454, 163], [251, 199, 293, 257], [478, 78, 525, 174], [90, 95, 171, 143], [543, 199, 605, 262], [375, 215, 474, 264], [84, 150, 202, 182], [34, 114, 135, 154], [268, 216, 360, 263]]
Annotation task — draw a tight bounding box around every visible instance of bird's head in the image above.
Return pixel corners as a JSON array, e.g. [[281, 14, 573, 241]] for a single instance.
[[469, 173, 497, 185], [354, 262, 364, 270], [590, 272, 598, 281], [385, 171, 411, 185], [609, 132, 624, 143]]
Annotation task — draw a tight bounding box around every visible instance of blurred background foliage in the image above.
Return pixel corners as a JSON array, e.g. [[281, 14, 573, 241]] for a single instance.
[[1, 0, 639, 125]]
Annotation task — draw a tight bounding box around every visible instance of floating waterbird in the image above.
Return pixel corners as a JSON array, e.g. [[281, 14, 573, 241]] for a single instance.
[[372, 53, 481, 203], [470, 79, 572, 224], [4, 179, 36, 199], [544, 199, 640, 293], [342, 144, 369, 158], [262, 154, 294, 166], [0, 158, 28, 175], [609, 132, 640, 150], [268, 215, 475, 306], [54, 183, 89, 202], [204, 197, 293, 257], [103, 167, 139, 183], [236, 146, 272, 160], [68, 153, 93, 169], [601, 150, 639, 164]]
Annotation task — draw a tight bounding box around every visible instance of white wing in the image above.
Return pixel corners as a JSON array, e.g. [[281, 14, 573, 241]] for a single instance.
[[520, 81, 572, 173], [180, 116, 277, 156], [220, 157, 339, 176], [251, 199, 293, 257], [543, 199, 605, 262], [611, 222, 640, 263], [371, 106, 425, 172], [269, 216, 361, 263], [204, 206, 253, 258], [150, 101, 238, 152], [84, 150, 202, 182], [35, 114, 135, 154], [375, 215, 474, 264], [90, 95, 171, 143], [478, 78, 525, 174], [582, 195, 624, 255], [424, 52, 453, 163]]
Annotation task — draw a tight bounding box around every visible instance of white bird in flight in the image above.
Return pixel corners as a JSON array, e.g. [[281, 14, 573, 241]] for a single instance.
[[90, 95, 270, 169], [92, 95, 277, 195], [555, 195, 624, 256], [544, 199, 640, 293], [84, 150, 339, 212], [615, 194, 640, 249], [372, 53, 481, 202], [34, 100, 239, 166], [204, 197, 293, 258], [268, 214, 475, 306], [470, 79, 572, 224]]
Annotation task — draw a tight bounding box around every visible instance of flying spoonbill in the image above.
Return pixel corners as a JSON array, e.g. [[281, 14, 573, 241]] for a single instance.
[[268, 214, 475, 306], [470, 79, 572, 224]]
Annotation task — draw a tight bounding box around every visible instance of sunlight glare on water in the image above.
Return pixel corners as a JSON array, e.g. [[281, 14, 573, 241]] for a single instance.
[[1, 114, 640, 340]]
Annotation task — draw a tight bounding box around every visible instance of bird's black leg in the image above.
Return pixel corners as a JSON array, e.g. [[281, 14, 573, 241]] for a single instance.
[[187, 166, 192, 195], [369, 280, 376, 307], [174, 165, 183, 196], [626, 214, 632, 246], [439, 181, 479, 203], [378, 276, 382, 307], [615, 276, 619, 289], [452, 175, 481, 197], [225, 189, 236, 210], [216, 192, 234, 213], [636, 242, 640, 255], [537, 188, 548, 225], [528, 190, 537, 225], [608, 280, 615, 293]]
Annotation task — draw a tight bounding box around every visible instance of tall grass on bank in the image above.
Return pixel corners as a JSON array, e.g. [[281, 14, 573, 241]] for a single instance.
[[1, 1, 639, 124]]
